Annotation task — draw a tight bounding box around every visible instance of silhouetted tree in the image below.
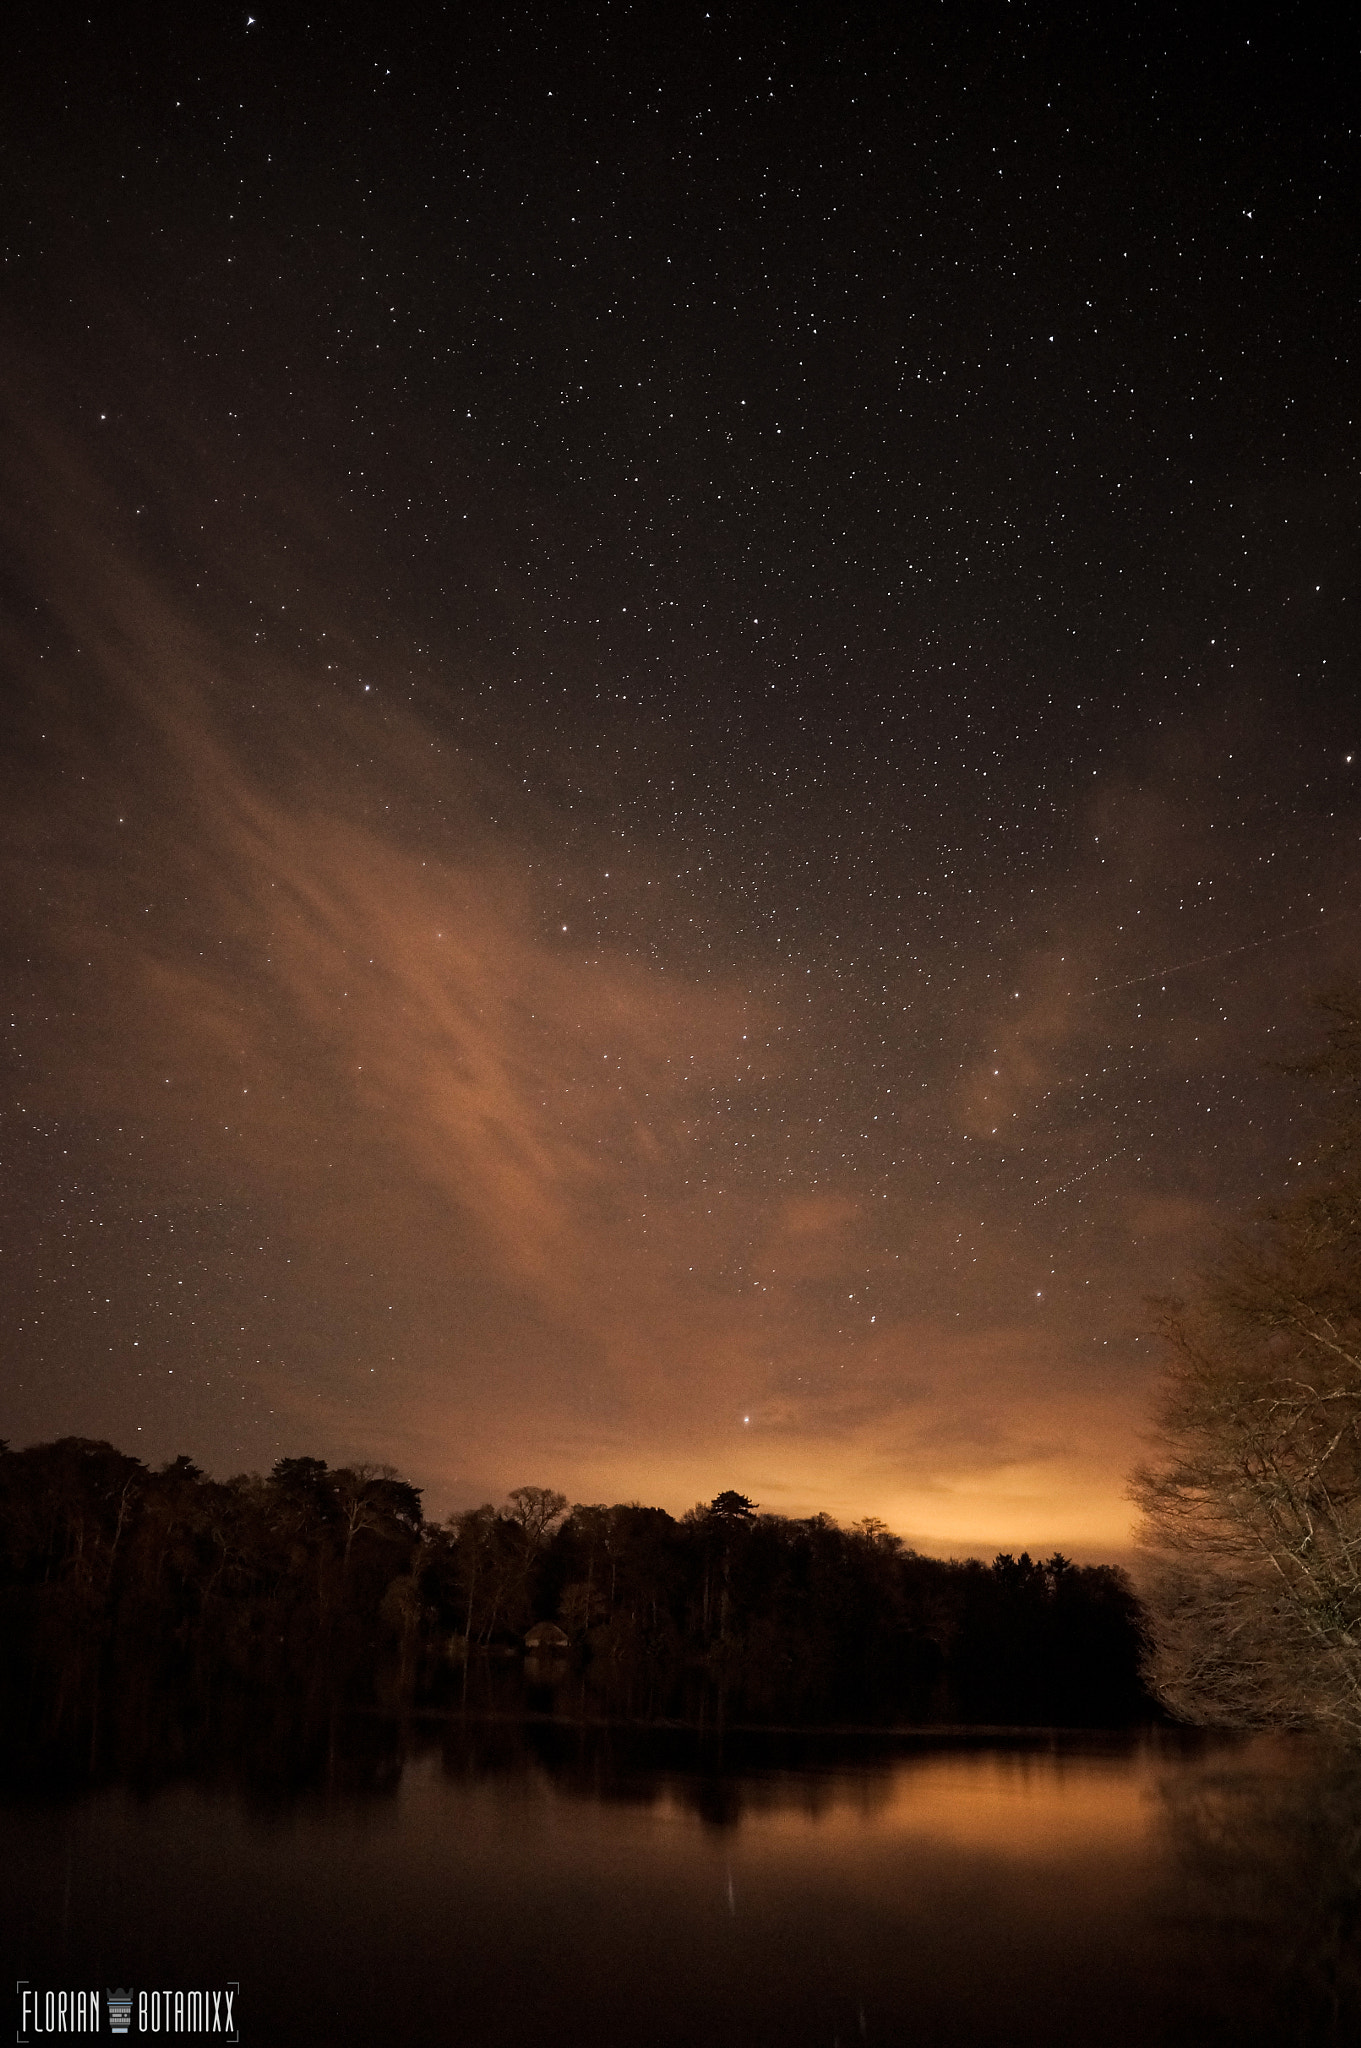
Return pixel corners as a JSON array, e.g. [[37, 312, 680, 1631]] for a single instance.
[[505, 1485, 569, 1549], [1134, 989, 1361, 1735]]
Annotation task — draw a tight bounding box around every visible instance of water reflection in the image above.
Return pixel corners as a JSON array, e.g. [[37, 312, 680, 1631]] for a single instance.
[[1156, 1737, 1361, 2045], [3, 1713, 1359, 2046], [434, 1716, 1158, 1845]]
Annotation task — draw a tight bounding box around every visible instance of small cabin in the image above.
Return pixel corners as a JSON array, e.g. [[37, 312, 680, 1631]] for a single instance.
[[524, 1621, 571, 1652]]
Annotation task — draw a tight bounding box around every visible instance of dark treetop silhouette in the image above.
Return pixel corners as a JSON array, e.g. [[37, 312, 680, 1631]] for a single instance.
[[0, 1438, 1150, 1775]]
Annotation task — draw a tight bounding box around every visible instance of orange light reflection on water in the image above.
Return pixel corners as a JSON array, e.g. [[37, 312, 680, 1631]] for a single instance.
[[645, 1748, 1160, 1861]]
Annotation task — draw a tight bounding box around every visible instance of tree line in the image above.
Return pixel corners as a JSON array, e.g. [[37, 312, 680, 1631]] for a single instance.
[[0, 1448, 1150, 1761], [6, 992, 1356, 1760]]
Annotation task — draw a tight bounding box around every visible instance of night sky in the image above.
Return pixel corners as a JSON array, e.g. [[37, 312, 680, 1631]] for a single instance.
[[2, 5, 1357, 1557]]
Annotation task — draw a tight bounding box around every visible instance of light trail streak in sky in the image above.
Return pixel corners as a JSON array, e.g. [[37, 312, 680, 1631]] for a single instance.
[[1085, 909, 1351, 1001]]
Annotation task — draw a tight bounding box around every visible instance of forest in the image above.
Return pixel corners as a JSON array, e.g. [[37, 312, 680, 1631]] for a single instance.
[[0, 1436, 1151, 1773]]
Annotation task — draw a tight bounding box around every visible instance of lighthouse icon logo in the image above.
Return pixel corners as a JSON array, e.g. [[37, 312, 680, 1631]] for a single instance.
[[107, 1990, 134, 2034]]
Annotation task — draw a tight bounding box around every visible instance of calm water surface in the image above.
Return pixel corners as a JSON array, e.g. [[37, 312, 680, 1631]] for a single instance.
[[4, 1721, 1355, 2047]]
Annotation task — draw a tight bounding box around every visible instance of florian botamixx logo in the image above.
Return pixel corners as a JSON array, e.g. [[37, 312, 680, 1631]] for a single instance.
[[15, 1982, 240, 2039]]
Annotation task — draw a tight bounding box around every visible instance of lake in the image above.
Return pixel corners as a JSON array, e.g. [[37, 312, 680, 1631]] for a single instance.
[[4, 1717, 1357, 2046]]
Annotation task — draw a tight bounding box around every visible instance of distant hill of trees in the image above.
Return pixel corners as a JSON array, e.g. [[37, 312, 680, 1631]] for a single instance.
[[0, 1438, 1151, 1769]]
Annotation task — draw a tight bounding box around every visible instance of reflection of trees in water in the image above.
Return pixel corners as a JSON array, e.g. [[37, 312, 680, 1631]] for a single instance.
[[8, 1627, 1148, 1843], [435, 1717, 1097, 1832], [14, 1695, 913, 1828], [436, 1714, 906, 1826], [0, 1672, 415, 1808], [1159, 1737, 1361, 2046]]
